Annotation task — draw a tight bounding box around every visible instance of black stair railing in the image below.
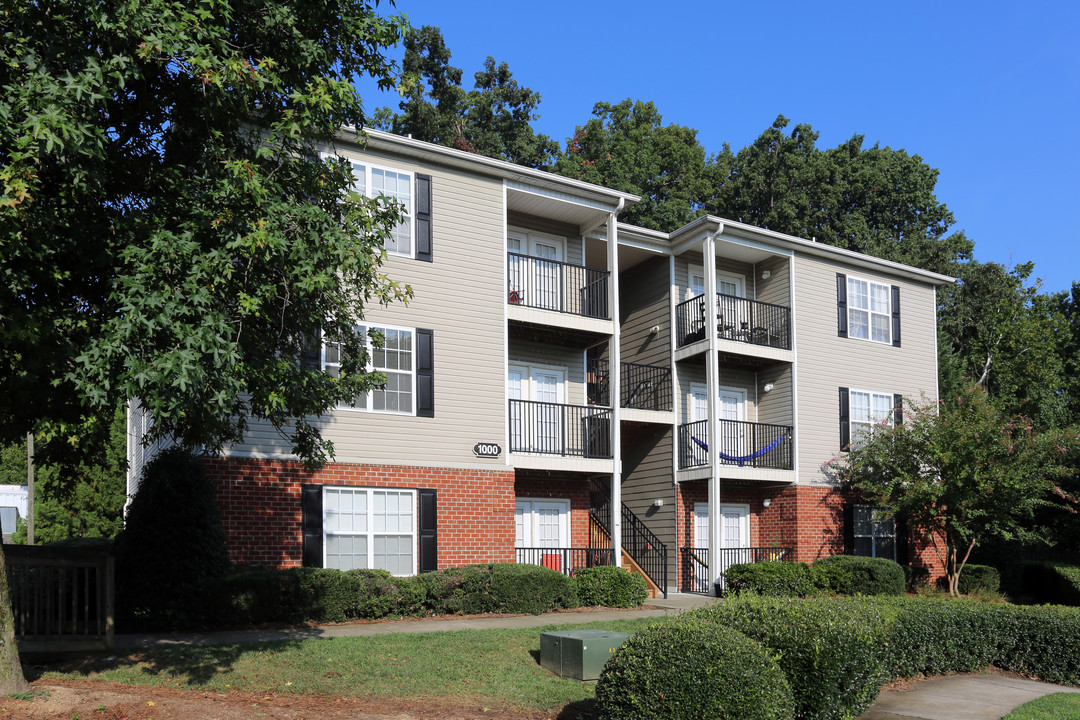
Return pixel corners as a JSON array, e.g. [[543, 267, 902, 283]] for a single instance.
[[589, 484, 668, 598]]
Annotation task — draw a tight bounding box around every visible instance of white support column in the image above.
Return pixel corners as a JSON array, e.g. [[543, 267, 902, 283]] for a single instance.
[[704, 232, 723, 595], [607, 212, 623, 568]]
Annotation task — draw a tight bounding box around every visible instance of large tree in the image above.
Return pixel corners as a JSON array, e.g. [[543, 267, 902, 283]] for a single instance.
[[830, 384, 1078, 595], [553, 98, 714, 231], [1, 0, 408, 691], [374, 25, 559, 168], [707, 115, 973, 277]]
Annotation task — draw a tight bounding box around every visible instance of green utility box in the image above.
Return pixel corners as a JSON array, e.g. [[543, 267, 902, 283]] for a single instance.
[[539, 629, 632, 681]]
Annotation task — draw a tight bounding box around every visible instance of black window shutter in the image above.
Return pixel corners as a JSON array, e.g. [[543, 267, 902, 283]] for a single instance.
[[836, 273, 848, 338], [416, 328, 434, 417], [893, 394, 904, 427], [301, 330, 321, 371], [896, 514, 911, 566], [891, 285, 901, 347], [418, 489, 438, 573], [415, 173, 433, 262], [843, 503, 855, 555], [839, 387, 850, 451], [301, 484, 323, 567]]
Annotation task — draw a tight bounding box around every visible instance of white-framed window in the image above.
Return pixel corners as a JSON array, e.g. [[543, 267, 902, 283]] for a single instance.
[[323, 325, 416, 414], [849, 389, 895, 446], [323, 487, 417, 575], [687, 265, 745, 299], [331, 155, 415, 257], [847, 276, 892, 344], [508, 363, 567, 453], [852, 504, 897, 561]]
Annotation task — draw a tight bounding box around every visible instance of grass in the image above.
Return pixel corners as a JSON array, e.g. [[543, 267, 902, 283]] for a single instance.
[[1002, 693, 1080, 719], [31, 618, 659, 714]]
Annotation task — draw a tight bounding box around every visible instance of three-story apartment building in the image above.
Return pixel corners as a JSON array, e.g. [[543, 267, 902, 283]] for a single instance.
[[127, 129, 951, 594]]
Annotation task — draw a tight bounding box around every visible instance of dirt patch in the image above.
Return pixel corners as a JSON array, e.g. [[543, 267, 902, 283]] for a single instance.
[[2, 680, 567, 720]]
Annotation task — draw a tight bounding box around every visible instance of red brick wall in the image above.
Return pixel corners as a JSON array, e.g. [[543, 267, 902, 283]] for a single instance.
[[204, 458, 517, 569], [513, 477, 591, 548]]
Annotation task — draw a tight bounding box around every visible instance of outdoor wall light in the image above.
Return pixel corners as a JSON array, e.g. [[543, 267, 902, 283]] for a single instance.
[[761, 270, 772, 280], [763, 383, 774, 393], [653, 498, 664, 507], [763, 498, 772, 508]]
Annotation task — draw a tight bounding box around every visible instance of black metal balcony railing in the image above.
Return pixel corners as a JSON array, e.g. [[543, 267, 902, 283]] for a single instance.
[[586, 359, 672, 411], [508, 399, 612, 458], [680, 546, 795, 593], [507, 253, 610, 319], [515, 547, 615, 576], [678, 419, 793, 470], [675, 293, 791, 350]]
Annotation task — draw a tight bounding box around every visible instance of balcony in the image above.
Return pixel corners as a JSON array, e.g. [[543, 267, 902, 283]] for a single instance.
[[678, 419, 793, 470], [586, 359, 672, 412], [509, 400, 612, 459], [507, 253, 609, 320], [675, 293, 791, 350]]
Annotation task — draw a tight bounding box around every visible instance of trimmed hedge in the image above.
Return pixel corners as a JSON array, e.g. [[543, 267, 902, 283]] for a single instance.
[[1022, 562, 1080, 606], [689, 596, 892, 720], [201, 562, 656, 629], [572, 566, 648, 608], [956, 564, 1001, 594], [725, 560, 818, 597], [596, 618, 794, 720], [812, 555, 905, 596]]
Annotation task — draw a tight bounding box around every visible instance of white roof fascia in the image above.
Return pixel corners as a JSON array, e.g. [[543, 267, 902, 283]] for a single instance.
[[335, 127, 640, 211]]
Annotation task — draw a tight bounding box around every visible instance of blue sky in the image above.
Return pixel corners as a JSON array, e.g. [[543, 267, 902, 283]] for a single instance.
[[362, 0, 1079, 295]]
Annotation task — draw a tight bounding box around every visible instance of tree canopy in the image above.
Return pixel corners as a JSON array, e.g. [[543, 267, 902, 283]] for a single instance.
[[373, 25, 560, 168], [1, 0, 410, 470], [829, 384, 1079, 595]]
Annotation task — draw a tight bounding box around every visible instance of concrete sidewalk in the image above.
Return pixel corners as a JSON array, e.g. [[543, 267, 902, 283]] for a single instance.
[[115, 594, 1078, 719], [114, 592, 718, 650], [857, 673, 1080, 720]]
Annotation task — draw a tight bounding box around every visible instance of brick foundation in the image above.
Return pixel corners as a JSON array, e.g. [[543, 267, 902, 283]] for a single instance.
[[204, 457, 517, 569]]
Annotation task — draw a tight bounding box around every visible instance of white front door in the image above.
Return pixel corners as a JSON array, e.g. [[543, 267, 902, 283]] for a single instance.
[[508, 230, 565, 310], [533, 240, 561, 311], [696, 503, 751, 589], [515, 498, 570, 572], [717, 388, 747, 460]]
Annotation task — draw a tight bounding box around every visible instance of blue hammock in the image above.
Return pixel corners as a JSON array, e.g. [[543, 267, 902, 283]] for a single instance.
[[691, 434, 787, 467]]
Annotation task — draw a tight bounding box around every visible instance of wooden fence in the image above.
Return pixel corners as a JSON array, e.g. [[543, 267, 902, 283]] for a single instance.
[[4, 544, 115, 654]]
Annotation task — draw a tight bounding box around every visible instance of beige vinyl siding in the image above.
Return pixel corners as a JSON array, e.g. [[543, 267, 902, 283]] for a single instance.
[[673, 253, 700, 300], [228, 147, 509, 469], [619, 257, 671, 368], [793, 254, 940, 484], [758, 365, 794, 428], [755, 256, 791, 308], [620, 425, 676, 589], [509, 341, 587, 406], [676, 362, 759, 423]]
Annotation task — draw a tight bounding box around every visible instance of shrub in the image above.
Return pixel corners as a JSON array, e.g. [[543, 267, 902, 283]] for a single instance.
[[904, 564, 931, 591], [812, 555, 906, 596], [725, 560, 818, 597], [957, 564, 1001, 594], [289, 567, 366, 623], [997, 603, 1080, 685], [1022, 562, 1080, 606], [883, 596, 1008, 677], [572, 567, 647, 608], [211, 565, 303, 626], [690, 596, 892, 720], [596, 618, 794, 720], [441, 563, 577, 615], [115, 448, 231, 630]]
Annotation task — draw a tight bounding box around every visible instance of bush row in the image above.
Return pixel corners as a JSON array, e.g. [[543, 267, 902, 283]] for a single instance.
[[1021, 562, 1080, 606], [209, 563, 647, 627], [597, 595, 1080, 720], [724, 556, 906, 597]]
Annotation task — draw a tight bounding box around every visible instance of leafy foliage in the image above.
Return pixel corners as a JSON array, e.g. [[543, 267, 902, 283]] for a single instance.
[[115, 448, 231, 630], [691, 596, 893, 720], [374, 26, 559, 168], [812, 555, 906, 596], [724, 559, 820, 597], [553, 99, 713, 230], [571, 566, 647, 608], [1, 0, 410, 469], [829, 384, 1080, 594], [596, 618, 795, 720]]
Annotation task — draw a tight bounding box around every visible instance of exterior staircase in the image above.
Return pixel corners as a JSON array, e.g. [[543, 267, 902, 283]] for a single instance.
[[589, 482, 668, 598]]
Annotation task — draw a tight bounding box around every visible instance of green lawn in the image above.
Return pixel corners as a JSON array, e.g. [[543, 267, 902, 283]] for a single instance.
[[31, 619, 659, 714], [1003, 693, 1080, 719]]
